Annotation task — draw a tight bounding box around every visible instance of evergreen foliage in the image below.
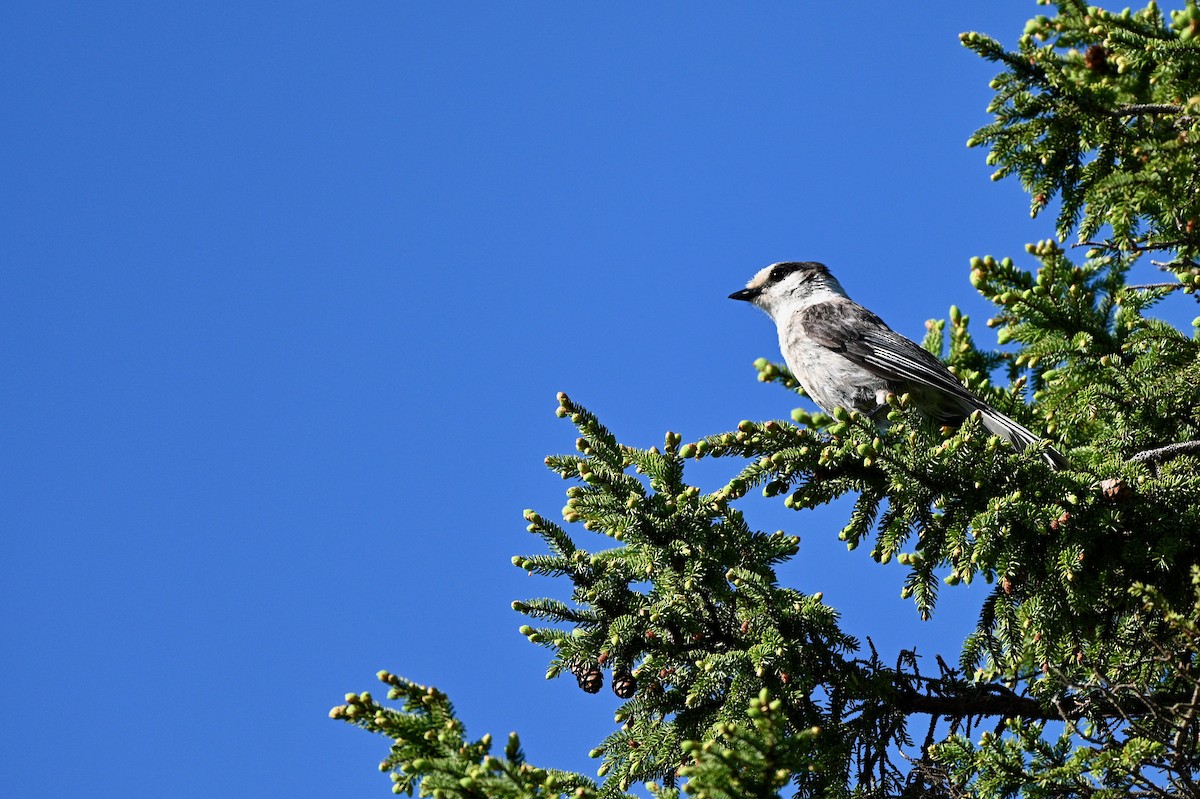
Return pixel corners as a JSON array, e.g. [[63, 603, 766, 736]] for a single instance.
[[333, 3, 1200, 796]]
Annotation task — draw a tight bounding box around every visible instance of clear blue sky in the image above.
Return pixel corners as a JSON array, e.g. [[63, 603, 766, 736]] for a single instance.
[[7, 3, 1190, 796]]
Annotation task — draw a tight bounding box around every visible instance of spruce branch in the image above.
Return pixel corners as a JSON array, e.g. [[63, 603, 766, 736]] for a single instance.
[[330, 673, 606, 798]]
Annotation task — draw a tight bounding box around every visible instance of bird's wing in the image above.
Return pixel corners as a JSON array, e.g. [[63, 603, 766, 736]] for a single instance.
[[796, 299, 981, 405]]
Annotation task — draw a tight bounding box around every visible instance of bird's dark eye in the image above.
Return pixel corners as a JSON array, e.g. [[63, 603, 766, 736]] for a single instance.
[[770, 266, 790, 283]]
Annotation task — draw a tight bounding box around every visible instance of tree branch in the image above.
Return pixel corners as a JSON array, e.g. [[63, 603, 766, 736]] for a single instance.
[[893, 679, 1193, 723], [1131, 441, 1200, 464], [896, 688, 1052, 719], [1111, 103, 1186, 117], [1127, 282, 1187, 291], [1074, 238, 1194, 254]]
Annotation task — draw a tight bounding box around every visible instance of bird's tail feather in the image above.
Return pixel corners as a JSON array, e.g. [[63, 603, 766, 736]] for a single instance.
[[977, 407, 1068, 469]]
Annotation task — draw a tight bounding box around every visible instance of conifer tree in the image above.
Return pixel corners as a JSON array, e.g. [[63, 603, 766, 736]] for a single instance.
[[332, 3, 1200, 796]]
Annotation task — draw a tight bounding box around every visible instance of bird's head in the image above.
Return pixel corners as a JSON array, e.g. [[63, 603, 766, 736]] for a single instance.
[[729, 261, 845, 319]]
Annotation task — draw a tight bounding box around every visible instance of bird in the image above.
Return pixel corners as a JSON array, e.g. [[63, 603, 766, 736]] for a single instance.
[[730, 261, 1066, 469]]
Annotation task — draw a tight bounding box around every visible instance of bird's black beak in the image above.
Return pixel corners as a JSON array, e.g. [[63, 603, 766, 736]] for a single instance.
[[728, 287, 759, 302]]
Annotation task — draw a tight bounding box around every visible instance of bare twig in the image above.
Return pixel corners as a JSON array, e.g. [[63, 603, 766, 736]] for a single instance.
[[1074, 240, 1119, 249], [1131, 441, 1200, 464], [1111, 103, 1186, 116], [1127, 282, 1187, 291], [1076, 237, 1197, 253]]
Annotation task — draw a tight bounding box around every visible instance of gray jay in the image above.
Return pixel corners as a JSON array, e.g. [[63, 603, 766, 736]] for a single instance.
[[730, 261, 1066, 468]]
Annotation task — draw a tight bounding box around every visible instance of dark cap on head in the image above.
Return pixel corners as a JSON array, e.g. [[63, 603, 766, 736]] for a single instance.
[[730, 262, 827, 301]]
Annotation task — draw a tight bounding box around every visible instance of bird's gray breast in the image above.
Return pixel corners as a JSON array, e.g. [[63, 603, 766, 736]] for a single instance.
[[779, 305, 890, 415]]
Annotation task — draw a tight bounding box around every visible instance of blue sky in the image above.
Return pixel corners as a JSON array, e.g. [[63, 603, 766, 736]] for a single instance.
[[6, 3, 1192, 796]]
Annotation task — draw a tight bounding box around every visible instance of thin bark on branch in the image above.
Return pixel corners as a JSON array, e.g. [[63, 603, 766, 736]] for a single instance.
[[1131, 441, 1200, 464], [897, 689, 1049, 719], [1074, 238, 1193, 253], [894, 682, 1192, 722], [1127, 282, 1187, 291], [1111, 103, 1185, 116]]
